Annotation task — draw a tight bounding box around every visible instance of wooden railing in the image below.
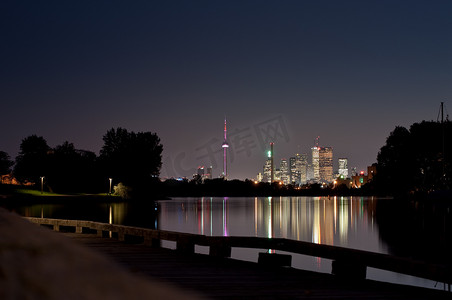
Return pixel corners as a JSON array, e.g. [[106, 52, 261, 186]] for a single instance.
[[25, 217, 452, 288]]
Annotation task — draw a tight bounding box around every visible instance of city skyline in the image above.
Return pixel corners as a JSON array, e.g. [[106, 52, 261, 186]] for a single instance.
[[259, 141, 347, 185], [2, 1, 451, 180]]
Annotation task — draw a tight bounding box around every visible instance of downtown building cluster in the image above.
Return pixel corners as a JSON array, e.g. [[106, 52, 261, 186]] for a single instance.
[[257, 142, 350, 186]]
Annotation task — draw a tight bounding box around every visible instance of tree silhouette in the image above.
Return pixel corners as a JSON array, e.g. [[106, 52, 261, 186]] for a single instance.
[[99, 128, 163, 195], [0, 151, 13, 175], [376, 121, 452, 196], [14, 135, 50, 185], [46, 141, 100, 193]]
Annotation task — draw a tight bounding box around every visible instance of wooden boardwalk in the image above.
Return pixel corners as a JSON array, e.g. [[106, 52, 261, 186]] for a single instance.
[[64, 232, 451, 299]]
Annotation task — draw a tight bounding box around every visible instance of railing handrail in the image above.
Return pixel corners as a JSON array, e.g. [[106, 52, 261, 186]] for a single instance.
[[25, 217, 452, 284]]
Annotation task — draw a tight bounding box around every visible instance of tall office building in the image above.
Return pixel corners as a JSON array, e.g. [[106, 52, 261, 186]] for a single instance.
[[311, 146, 320, 182], [338, 158, 348, 178], [291, 153, 308, 185], [262, 143, 275, 183], [197, 166, 205, 177], [298, 153, 308, 184], [319, 147, 333, 183], [280, 159, 289, 184], [206, 166, 213, 179], [307, 163, 314, 182], [257, 172, 263, 182], [270, 143, 274, 182], [275, 168, 281, 182], [263, 158, 272, 183], [289, 156, 299, 184]]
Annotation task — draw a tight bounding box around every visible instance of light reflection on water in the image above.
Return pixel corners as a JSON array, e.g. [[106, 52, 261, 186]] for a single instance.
[[158, 196, 380, 253], [10, 196, 445, 291]]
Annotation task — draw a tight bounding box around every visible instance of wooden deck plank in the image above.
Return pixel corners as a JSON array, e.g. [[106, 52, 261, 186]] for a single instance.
[[63, 232, 451, 299]]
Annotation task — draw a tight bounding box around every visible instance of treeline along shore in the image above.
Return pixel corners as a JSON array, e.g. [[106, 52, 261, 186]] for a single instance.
[[1, 119, 452, 200]]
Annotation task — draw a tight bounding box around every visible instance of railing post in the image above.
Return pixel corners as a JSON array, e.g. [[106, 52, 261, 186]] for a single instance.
[[144, 238, 161, 248], [209, 245, 231, 258], [118, 231, 125, 241], [258, 252, 292, 267], [76, 226, 83, 234], [144, 236, 161, 248], [332, 260, 367, 280], [176, 237, 195, 254], [53, 224, 60, 232], [143, 231, 161, 248]]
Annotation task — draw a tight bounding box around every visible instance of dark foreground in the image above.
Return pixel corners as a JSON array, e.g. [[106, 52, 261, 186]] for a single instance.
[[65, 233, 450, 299]]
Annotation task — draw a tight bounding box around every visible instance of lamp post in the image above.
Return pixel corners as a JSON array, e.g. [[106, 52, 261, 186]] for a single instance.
[[40, 176, 44, 194], [109, 178, 112, 195]]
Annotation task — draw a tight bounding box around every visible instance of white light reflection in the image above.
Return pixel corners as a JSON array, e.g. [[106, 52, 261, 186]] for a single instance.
[[254, 197, 258, 236], [267, 197, 272, 239], [210, 197, 213, 236], [312, 198, 321, 244], [334, 197, 337, 234], [267, 197, 275, 253], [201, 197, 204, 235], [351, 197, 354, 228], [339, 197, 348, 243]]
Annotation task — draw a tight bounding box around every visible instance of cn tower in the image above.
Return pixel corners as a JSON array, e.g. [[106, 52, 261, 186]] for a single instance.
[[221, 118, 229, 179]]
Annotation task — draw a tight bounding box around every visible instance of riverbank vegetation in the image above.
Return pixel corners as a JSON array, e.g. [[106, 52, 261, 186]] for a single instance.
[[2, 127, 162, 199], [374, 120, 452, 198]]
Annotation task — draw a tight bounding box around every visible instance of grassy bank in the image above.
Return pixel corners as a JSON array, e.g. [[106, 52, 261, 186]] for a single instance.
[[0, 184, 122, 204]]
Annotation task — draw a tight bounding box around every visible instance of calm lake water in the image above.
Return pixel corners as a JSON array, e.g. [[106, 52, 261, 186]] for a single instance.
[[7, 196, 451, 291]]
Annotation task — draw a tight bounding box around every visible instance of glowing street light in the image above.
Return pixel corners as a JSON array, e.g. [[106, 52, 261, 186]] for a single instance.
[[109, 178, 112, 195], [40, 176, 44, 194]]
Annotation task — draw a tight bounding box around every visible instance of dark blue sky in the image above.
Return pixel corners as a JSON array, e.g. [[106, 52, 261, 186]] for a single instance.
[[2, 1, 451, 179]]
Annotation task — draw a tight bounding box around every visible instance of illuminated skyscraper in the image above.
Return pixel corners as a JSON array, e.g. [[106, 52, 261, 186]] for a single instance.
[[263, 158, 272, 183], [221, 118, 229, 179], [280, 159, 289, 184], [275, 168, 281, 181], [206, 166, 213, 179], [298, 153, 308, 184], [263, 143, 275, 183], [270, 142, 274, 182], [289, 156, 298, 184], [197, 166, 205, 177], [338, 158, 348, 178], [257, 172, 263, 182], [307, 163, 314, 181], [312, 146, 320, 182], [319, 147, 333, 183]]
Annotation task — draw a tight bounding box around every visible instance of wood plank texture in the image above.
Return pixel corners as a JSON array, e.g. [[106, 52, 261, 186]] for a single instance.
[[64, 232, 451, 299]]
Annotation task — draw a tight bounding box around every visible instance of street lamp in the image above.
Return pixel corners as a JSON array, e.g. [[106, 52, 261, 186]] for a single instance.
[[40, 176, 44, 194], [109, 178, 112, 195]]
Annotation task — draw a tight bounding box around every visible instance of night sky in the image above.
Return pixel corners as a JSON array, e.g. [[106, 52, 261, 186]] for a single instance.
[[2, 1, 452, 180]]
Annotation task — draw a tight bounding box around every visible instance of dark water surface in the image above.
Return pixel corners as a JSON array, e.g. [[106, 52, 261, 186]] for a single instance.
[[7, 196, 452, 291]]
